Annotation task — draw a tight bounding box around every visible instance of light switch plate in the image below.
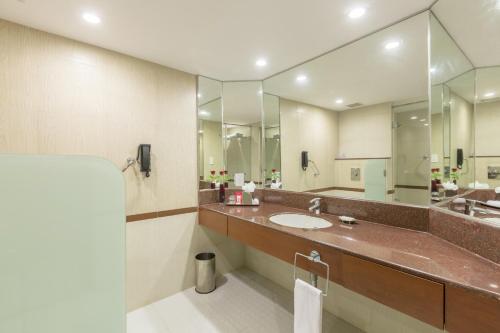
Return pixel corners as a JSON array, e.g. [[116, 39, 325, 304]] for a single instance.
[[351, 168, 361, 181]]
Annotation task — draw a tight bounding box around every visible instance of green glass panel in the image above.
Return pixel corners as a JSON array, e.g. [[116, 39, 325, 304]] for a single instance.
[[0, 155, 125, 333]]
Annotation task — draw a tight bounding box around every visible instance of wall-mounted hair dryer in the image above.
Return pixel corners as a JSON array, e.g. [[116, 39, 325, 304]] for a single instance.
[[137, 144, 151, 177], [301, 151, 309, 171]]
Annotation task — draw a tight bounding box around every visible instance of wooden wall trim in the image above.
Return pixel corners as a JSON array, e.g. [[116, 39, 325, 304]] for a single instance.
[[395, 184, 429, 190], [334, 157, 391, 160], [126, 207, 198, 222], [306, 187, 395, 194]]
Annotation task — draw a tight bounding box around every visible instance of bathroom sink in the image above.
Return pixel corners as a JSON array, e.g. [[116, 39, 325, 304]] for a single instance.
[[269, 213, 332, 229]]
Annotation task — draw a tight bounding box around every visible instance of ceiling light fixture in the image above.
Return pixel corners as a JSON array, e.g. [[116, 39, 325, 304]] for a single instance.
[[385, 40, 400, 50], [198, 110, 210, 116], [410, 116, 418, 120], [423, 123, 429, 127], [197, 93, 202, 98], [256, 58, 268, 67], [348, 7, 366, 19], [296, 75, 307, 83], [335, 98, 344, 104], [82, 12, 101, 24], [484, 92, 496, 98], [420, 118, 426, 122]]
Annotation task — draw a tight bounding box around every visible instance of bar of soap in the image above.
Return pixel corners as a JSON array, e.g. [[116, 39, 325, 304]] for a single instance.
[[339, 216, 356, 224]]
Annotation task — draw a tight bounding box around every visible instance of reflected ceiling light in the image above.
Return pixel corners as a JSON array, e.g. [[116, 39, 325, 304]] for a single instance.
[[197, 93, 202, 98], [484, 92, 496, 98], [82, 12, 101, 24], [429, 67, 436, 73], [490, 283, 498, 289], [410, 116, 418, 120], [335, 98, 344, 104], [420, 118, 426, 122], [296, 75, 307, 83], [384, 40, 400, 50], [423, 123, 429, 127], [348, 7, 366, 19], [256, 58, 268, 67], [258, 89, 263, 95], [198, 110, 210, 116]]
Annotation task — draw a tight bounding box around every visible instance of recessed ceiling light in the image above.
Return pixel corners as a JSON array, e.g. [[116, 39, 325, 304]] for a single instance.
[[335, 98, 344, 104], [423, 123, 429, 127], [484, 92, 496, 98], [198, 110, 210, 116], [420, 118, 426, 122], [82, 12, 101, 24], [348, 7, 366, 19], [385, 40, 400, 50], [256, 58, 268, 67], [410, 116, 418, 120], [296, 75, 307, 83]]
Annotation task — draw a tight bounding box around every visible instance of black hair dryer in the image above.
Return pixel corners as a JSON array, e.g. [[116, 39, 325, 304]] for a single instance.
[[301, 151, 309, 171], [137, 144, 151, 177]]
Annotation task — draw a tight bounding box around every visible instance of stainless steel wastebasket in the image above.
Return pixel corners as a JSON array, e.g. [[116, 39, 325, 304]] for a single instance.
[[195, 252, 216, 294]]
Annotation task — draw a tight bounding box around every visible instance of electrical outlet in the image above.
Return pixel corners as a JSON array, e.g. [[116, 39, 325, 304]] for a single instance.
[[351, 168, 361, 181]]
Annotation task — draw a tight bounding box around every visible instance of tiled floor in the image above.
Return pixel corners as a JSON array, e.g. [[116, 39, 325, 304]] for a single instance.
[[127, 268, 363, 333]]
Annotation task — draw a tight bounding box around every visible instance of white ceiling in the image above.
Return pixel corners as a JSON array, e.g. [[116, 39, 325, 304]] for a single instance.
[[0, 0, 434, 81], [264, 13, 429, 111], [432, 0, 500, 68]]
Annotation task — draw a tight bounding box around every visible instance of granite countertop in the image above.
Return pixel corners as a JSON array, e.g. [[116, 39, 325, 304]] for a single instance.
[[200, 202, 500, 299]]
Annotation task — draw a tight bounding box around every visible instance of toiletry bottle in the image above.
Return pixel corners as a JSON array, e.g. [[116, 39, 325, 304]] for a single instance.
[[219, 182, 225, 203]]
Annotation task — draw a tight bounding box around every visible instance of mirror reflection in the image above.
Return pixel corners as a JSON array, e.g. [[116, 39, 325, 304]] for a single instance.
[[263, 13, 430, 206], [222, 81, 263, 187], [197, 77, 223, 189]]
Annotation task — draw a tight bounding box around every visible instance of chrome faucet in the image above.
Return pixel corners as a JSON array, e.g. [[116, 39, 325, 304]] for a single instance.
[[309, 198, 322, 215], [465, 199, 500, 217]]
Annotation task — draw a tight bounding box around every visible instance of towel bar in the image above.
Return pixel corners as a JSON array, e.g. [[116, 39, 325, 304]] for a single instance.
[[293, 250, 329, 296]]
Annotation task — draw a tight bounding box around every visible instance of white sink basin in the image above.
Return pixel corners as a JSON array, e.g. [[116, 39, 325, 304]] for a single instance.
[[269, 213, 332, 229]]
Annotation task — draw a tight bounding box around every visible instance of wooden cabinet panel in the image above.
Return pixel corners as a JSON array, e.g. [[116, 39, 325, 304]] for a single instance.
[[341, 254, 444, 329], [198, 209, 228, 236], [227, 216, 342, 283], [446, 285, 500, 333]]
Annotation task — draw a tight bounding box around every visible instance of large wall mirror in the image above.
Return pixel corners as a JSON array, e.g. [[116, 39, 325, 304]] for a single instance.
[[197, 78, 264, 189], [263, 12, 430, 206], [197, 0, 500, 216], [197, 76, 223, 189], [430, 0, 500, 204]]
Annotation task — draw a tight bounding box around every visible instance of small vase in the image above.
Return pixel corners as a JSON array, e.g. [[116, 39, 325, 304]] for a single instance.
[[431, 179, 438, 192]]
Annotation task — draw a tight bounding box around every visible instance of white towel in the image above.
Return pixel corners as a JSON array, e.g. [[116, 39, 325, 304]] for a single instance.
[[486, 200, 500, 209], [294, 279, 322, 333]]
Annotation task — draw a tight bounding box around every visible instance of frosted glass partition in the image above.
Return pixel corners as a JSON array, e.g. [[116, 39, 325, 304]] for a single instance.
[[0, 155, 125, 333]]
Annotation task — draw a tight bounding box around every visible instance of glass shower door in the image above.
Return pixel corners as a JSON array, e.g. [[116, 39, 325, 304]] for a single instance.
[[0, 155, 125, 333]]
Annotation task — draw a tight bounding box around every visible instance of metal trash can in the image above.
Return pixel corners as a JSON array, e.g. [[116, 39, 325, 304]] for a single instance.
[[195, 252, 216, 294]]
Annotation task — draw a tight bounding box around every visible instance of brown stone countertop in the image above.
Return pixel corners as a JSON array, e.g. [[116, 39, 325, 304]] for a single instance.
[[200, 202, 500, 299]]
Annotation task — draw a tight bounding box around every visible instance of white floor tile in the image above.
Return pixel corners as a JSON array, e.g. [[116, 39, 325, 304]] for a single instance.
[[127, 268, 363, 333]]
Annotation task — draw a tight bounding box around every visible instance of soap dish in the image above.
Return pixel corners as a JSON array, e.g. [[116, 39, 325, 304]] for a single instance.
[[339, 216, 356, 225]]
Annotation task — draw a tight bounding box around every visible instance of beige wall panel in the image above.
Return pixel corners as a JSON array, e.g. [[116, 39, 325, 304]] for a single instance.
[[337, 103, 392, 159], [0, 19, 197, 215], [280, 98, 337, 191]]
